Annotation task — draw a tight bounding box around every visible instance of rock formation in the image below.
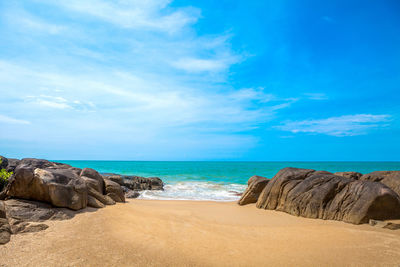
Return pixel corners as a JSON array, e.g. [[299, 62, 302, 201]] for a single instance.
[[0, 156, 165, 244], [360, 171, 400, 197], [238, 176, 269, 205], [256, 168, 400, 224], [7, 167, 88, 210], [334, 171, 362, 180]]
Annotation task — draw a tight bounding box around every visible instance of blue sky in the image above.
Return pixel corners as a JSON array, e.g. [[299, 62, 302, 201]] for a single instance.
[[0, 0, 399, 161]]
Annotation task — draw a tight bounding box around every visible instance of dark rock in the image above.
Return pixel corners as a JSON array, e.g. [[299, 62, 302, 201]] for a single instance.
[[4, 199, 75, 222], [0, 201, 11, 244], [4, 199, 74, 235], [104, 179, 125, 202], [360, 171, 400, 197], [87, 187, 115, 206], [125, 190, 140, 199], [256, 168, 400, 224], [0, 156, 8, 170], [107, 175, 124, 186], [87, 195, 105, 208], [238, 176, 269, 205], [8, 219, 49, 234], [334, 172, 362, 180], [80, 168, 104, 194], [103, 174, 164, 191], [7, 167, 88, 210], [5, 158, 20, 173]]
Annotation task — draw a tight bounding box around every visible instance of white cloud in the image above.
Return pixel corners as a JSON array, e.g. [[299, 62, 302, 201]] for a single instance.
[[277, 114, 391, 137], [25, 95, 95, 111], [171, 57, 237, 73], [38, 0, 199, 34], [0, 114, 31, 125], [303, 93, 328, 100], [4, 8, 66, 35]]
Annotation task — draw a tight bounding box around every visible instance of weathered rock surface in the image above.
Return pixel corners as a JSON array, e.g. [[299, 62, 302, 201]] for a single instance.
[[5, 158, 20, 173], [360, 171, 400, 197], [4, 199, 75, 222], [7, 167, 88, 210], [334, 171, 362, 180], [87, 195, 106, 208], [104, 179, 125, 202], [104, 174, 164, 191], [256, 168, 400, 224], [80, 168, 104, 193], [125, 190, 140, 199], [4, 199, 75, 236], [87, 187, 115, 206], [0, 201, 11, 244], [238, 176, 269, 205], [0, 156, 8, 170]]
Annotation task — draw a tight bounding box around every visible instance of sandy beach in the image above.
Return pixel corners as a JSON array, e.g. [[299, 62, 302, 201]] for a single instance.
[[1, 200, 400, 267]]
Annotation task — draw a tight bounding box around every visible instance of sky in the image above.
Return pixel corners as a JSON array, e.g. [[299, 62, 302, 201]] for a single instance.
[[0, 0, 399, 161]]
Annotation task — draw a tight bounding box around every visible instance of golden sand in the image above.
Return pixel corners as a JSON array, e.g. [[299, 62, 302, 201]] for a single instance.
[[1, 200, 400, 266]]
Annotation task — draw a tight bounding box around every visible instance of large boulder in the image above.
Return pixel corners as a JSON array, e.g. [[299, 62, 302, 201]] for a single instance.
[[256, 168, 400, 224], [238, 176, 269, 205], [334, 171, 362, 180], [104, 179, 125, 202], [80, 168, 104, 193], [6, 167, 88, 210], [360, 171, 400, 197]]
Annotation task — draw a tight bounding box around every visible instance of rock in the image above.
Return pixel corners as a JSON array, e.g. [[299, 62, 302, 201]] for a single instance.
[[125, 190, 140, 199], [87, 195, 106, 208], [238, 176, 269, 205], [104, 179, 125, 202], [5, 158, 20, 173], [87, 187, 115, 206], [7, 167, 88, 210], [0, 218, 11, 244], [8, 219, 49, 234], [80, 168, 104, 194], [0, 201, 11, 244], [334, 172, 362, 180], [4, 199, 74, 235], [0, 156, 8, 170], [369, 219, 400, 230], [103, 174, 164, 191], [247, 175, 266, 186], [256, 168, 400, 224], [107, 175, 124, 186], [4, 199, 75, 222], [360, 171, 400, 197]]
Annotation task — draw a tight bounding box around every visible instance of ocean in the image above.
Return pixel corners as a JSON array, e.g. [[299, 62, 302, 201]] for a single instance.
[[59, 161, 400, 201]]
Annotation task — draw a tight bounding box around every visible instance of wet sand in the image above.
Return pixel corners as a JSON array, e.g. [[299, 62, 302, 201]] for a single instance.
[[1, 200, 400, 266]]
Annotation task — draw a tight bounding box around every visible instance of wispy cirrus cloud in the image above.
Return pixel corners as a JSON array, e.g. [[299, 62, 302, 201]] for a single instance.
[[0, 114, 31, 125], [36, 0, 200, 34], [277, 114, 391, 137]]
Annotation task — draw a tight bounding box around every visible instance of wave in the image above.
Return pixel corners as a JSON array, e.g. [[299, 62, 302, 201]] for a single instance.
[[138, 181, 246, 201]]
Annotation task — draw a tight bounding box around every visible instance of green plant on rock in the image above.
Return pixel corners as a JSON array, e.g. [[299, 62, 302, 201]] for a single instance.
[[0, 159, 12, 190]]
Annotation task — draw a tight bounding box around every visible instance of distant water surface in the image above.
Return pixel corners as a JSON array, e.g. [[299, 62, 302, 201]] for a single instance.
[[59, 161, 400, 201]]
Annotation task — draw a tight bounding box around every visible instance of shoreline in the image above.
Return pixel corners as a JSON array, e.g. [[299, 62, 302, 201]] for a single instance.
[[1, 199, 400, 266]]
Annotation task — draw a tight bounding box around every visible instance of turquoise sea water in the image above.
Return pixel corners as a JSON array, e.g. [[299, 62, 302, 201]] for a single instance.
[[59, 161, 400, 201]]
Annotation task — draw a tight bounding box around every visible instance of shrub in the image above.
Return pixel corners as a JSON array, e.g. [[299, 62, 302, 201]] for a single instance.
[[0, 159, 12, 190]]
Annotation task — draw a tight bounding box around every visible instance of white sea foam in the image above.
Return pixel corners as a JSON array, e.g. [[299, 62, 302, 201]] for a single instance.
[[138, 181, 247, 201]]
